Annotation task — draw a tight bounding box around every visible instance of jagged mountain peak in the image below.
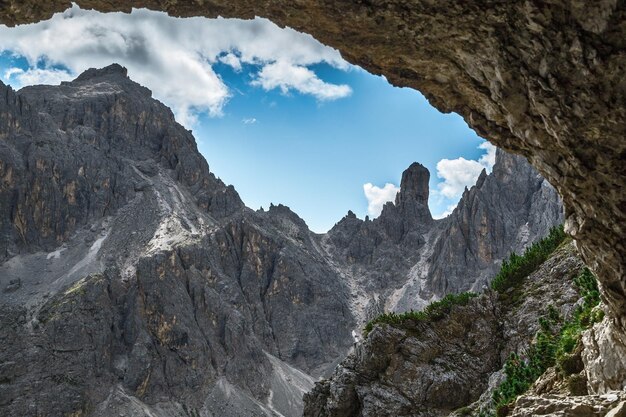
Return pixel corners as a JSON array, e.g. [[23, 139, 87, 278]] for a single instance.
[[331, 162, 432, 236], [0, 66, 354, 417], [379, 161, 433, 232], [395, 161, 430, 206], [73, 63, 129, 82], [20, 63, 153, 106], [0, 66, 244, 261], [264, 202, 310, 231]]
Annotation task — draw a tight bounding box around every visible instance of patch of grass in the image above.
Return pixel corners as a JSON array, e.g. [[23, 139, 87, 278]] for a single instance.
[[555, 268, 603, 372], [363, 292, 478, 337], [491, 225, 566, 293], [490, 268, 602, 414]]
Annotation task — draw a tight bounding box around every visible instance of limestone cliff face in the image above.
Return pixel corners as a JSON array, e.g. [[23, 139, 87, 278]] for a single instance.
[[0, 67, 565, 417], [304, 295, 502, 417], [423, 149, 564, 298], [0, 64, 242, 262], [0, 66, 353, 417], [326, 150, 563, 316]]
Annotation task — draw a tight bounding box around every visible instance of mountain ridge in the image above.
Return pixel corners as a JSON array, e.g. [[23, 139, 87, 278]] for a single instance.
[[0, 65, 563, 417]]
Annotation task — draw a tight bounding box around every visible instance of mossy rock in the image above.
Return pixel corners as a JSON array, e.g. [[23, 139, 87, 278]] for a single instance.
[[558, 341, 584, 376], [558, 352, 584, 376], [567, 373, 588, 396], [496, 403, 511, 417]]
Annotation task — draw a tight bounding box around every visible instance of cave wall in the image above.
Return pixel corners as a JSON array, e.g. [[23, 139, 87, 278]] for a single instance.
[[2, 0, 624, 382]]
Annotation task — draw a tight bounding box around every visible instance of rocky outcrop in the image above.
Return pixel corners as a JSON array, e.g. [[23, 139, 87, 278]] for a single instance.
[[303, 295, 502, 417], [1, 0, 622, 357], [508, 392, 626, 417], [582, 317, 626, 393], [303, 242, 588, 417]]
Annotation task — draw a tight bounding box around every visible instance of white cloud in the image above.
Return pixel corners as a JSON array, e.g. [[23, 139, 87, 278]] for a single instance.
[[436, 158, 486, 198], [432, 204, 457, 219], [242, 117, 257, 124], [363, 183, 400, 217], [0, 5, 351, 126], [4, 67, 73, 85], [252, 61, 352, 101], [478, 141, 496, 169], [3, 67, 23, 80], [436, 142, 496, 199], [219, 52, 242, 72]]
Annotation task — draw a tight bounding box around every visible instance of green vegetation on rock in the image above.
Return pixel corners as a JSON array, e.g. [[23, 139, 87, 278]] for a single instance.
[[491, 267, 602, 415], [491, 225, 566, 293], [363, 292, 478, 337]]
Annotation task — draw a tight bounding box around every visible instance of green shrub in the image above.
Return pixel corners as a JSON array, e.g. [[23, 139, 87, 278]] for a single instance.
[[555, 268, 603, 367], [363, 292, 478, 337], [491, 268, 601, 411], [491, 225, 566, 293], [492, 321, 558, 410]]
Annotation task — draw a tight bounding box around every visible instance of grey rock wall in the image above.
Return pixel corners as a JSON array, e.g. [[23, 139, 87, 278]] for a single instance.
[[0, 66, 353, 417], [1, 0, 621, 350], [303, 242, 587, 417], [0, 66, 564, 417]]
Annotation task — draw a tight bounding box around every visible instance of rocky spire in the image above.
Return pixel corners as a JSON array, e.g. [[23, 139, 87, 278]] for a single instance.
[[384, 162, 433, 228], [369, 162, 433, 244], [395, 162, 430, 207]]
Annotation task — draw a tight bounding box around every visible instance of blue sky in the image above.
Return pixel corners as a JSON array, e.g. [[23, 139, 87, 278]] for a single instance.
[[0, 6, 494, 233]]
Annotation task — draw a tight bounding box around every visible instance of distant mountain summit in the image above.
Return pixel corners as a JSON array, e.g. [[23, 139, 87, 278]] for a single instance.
[[0, 65, 562, 417], [325, 147, 562, 317]]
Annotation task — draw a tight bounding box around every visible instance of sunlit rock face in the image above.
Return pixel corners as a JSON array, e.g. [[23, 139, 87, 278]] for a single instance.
[[1, 0, 623, 327]]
